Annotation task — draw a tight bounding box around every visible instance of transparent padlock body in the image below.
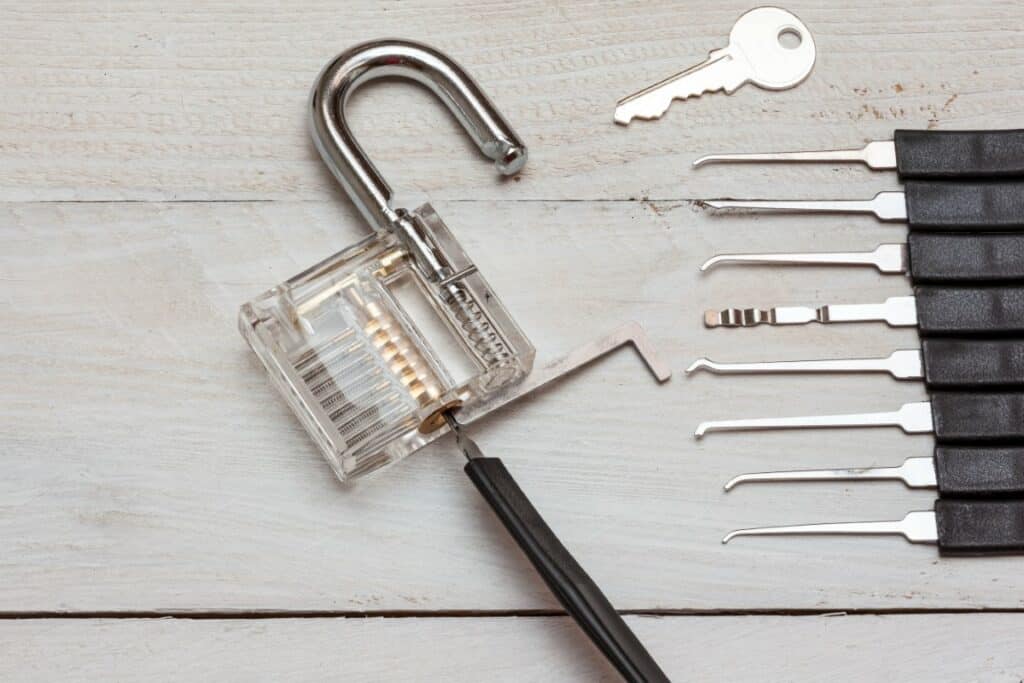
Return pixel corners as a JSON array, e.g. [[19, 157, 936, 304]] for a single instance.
[[240, 205, 534, 481]]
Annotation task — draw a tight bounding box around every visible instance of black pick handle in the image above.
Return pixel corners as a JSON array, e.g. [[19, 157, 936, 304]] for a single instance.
[[914, 286, 1024, 336], [936, 498, 1024, 554], [930, 392, 1024, 443], [934, 447, 1024, 496], [894, 129, 1024, 179], [904, 180, 1024, 230], [921, 339, 1024, 388], [908, 233, 1024, 283], [465, 457, 669, 683]]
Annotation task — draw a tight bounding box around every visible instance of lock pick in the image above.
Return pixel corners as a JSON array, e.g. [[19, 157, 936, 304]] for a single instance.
[[702, 180, 1024, 230], [694, 129, 1024, 179], [723, 499, 1024, 554]]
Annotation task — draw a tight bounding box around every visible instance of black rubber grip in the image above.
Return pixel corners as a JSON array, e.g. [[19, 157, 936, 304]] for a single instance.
[[920, 339, 1024, 388], [894, 129, 1024, 179], [907, 233, 1024, 283], [935, 498, 1024, 554], [914, 286, 1024, 335], [930, 392, 1024, 443], [904, 180, 1024, 230], [464, 457, 669, 683], [934, 447, 1024, 497]]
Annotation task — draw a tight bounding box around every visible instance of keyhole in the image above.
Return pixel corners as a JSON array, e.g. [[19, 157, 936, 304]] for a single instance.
[[778, 28, 802, 49]]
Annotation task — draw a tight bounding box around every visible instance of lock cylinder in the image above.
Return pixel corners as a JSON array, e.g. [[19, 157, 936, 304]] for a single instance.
[[240, 211, 534, 481], [241, 237, 459, 479]]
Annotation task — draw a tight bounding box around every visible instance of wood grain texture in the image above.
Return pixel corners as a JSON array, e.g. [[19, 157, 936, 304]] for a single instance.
[[4, 5, 1024, 678], [8, 197, 1014, 613], [1, 1, 1022, 202], [2, 614, 1024, 682]]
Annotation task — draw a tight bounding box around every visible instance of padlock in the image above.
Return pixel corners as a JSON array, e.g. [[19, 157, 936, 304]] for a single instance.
[[240, 40, 535, 481], [238, 39, 671, 681]]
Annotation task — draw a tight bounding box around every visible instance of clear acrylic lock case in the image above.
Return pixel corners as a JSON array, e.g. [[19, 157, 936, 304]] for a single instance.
[[240, 204, 535, 481]]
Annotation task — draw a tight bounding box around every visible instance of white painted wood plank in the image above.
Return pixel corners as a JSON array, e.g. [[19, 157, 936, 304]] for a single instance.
[[6, 197, 1014, 613], [1, 0, 1022, 201], [2, 614, 1023, 681]]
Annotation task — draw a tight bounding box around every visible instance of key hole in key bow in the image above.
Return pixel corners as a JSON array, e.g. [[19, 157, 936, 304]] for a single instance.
[[777, 28, 802, 49]]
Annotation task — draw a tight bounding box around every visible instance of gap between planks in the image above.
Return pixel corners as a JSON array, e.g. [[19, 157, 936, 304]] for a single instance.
[[1, 198, 702, 204], [1, 607, 1022, 620]]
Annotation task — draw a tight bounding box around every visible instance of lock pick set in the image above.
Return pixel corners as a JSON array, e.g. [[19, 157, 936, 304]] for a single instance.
[[690, 43, 1024, 561], [235, 7, 1024, 682]]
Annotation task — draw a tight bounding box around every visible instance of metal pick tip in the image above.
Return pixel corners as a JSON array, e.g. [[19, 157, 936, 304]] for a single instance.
[[723, 475, 746, 491], [722, 529, 744, 544], [703, 310, 725, 327], [444, 412, 468, 450], [702, 200, 728, 209], [685, 358, 710, 374], [722, 528, 765, 543], [699, 255, 724, 271], [694, 422, 710, 438], [692, 155, 714, 168]]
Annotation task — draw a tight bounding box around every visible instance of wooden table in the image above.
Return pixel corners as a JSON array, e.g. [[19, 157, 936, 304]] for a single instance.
[[3, 1, 1023, 679]]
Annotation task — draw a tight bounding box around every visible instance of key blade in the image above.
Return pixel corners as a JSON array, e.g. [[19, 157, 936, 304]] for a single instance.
[[703, 191, 908, 222], [700, 244, 908, 274], [693, 140, 897, 170], [686, 349, 924, 380], [694, 401, 934, 438], [722, 511, 938, 544], [614, 50, 748, 124]]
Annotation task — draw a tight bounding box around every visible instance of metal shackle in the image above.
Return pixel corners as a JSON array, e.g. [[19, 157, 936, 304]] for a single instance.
[[309, 39, 527, 232]]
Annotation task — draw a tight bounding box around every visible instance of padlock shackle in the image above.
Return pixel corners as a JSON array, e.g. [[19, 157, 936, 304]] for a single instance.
[[309, 39, 527, 232]]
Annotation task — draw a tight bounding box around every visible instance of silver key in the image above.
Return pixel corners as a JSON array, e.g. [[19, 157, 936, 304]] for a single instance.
[[614, 7, 815, 125]]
